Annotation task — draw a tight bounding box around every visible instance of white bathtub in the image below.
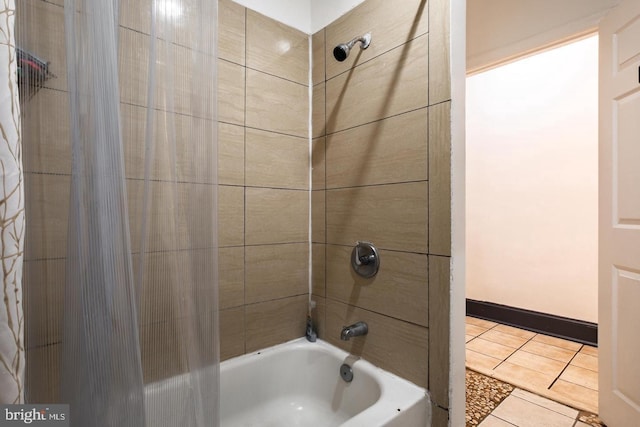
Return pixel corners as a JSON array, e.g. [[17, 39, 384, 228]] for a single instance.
[[145, 338, 430, 426], [220, 338, 430, 426]]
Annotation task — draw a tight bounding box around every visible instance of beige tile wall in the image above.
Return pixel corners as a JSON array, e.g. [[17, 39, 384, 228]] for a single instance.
[[20, 0, 452, 418], [218, 0, 310, 360], [21, 0, 310, 401], [311, 0, 452, 423]]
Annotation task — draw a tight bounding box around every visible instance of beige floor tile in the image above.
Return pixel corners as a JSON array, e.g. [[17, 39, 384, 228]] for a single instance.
[[549, 379, 598, 413], [511, 388, 579, 419], [493, 362, 556, 391], [520, 340, 577, 363], [467, 323, 489, 337], [493, 324, 536, 340], [466, 348, 502, 373], [481, 329, 530, 349], [490, 395, 575, 427], [575, 422, 591, 427], [466, 334, 475, 343], [532, 334, 582, 351], [468, 338, 517, 361], [579, 345, 598, 357], [478, 415, 516, 427], [466, 316, 498, 329], [505, 350, 566, 377], [559, 365, 598, 391], [571, 352, 598, 372]]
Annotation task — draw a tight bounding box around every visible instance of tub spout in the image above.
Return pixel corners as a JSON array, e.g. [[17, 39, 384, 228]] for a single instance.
[[340, 321, 368, 341]]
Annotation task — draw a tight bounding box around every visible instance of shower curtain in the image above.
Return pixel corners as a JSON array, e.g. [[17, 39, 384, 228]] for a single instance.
[[15, 0, 219, 425], [0, 0, 25, 405]]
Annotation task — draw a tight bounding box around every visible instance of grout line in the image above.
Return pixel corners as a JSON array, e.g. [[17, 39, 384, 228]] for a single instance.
[[547, 345, 584, 390], [509, 394, 578, 421]]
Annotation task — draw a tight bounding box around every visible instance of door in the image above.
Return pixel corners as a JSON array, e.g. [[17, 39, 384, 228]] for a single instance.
[[599, 0, 640, 425]]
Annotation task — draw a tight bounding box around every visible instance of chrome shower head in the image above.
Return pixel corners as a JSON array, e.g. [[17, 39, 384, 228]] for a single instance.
[[332, 32, 371, 62]]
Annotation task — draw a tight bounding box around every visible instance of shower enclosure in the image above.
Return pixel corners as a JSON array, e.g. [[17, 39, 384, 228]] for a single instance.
[[15, 0, 220, 425]]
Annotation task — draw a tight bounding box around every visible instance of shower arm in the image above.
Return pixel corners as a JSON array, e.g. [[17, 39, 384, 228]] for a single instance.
[[346, 33, 371, 50]]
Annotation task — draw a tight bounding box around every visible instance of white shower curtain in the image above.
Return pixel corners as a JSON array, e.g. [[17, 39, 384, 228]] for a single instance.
[[14, 0, 219, 425], [0, 0, 25, 405]]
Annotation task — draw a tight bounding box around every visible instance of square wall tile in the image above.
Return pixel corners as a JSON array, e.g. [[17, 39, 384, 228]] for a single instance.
[[174, 115, 217, 184], [141, 321, 187, 383], [428, 102, 451, 256], [312, 137, 326, 190], [220, 307, 245, 360], [311, 296, 326, 339], [219, 247, 245, 309], [326, 34, 428, 133], [24, 173, 70, 261], [326, 245, 428, 326], [429, 255, 450, 408], [218, 185, 245, 247], [312, 243, 326, 297], [312, 29, 325, 85], [312, 190, 325, 243], [134, 251, 181, 325], [245, 243, 309, 304], [326, 181, 428, 253], [245, 188, 308, 245], [22, 88, 71, 175], [23, 259, 65, 349], [123, 106, 216, 183], [245, 295, 308, 352], [218, 123, 245, 186], [121, 103, 148, 180], [326, 300, 428, 388], [154, 41, 216, 119], [246, 69, 309, 137], [246, 128, 309, 190], [428, 0, 451, 105], [118, 28, 150, 107], [19, 0, 67, 92], [218, 0, 246, 65], [129, 181, 216, 252], [120, 0, 151, 35], [246, 10, 309, 85], [26, 344, 60, 404], [325, 0, 428, 79], [326, 108, 428, 188], [218, 59, 246, 125], [313, 83, 326, 138]]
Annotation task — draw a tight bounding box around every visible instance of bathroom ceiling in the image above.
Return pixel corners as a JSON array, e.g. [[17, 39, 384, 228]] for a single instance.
[[231, 0, 365, 34]]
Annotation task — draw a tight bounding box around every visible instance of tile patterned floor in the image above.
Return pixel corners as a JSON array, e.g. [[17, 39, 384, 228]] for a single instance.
[[465, 316, 599, 415], [465, 369, 605, 427]]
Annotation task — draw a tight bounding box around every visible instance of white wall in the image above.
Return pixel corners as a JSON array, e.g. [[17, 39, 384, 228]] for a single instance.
[[310, 0, 365, 33], [231, 0, 365, 34], [466, 36, 598, 323], [467, 0, 618, 73]]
